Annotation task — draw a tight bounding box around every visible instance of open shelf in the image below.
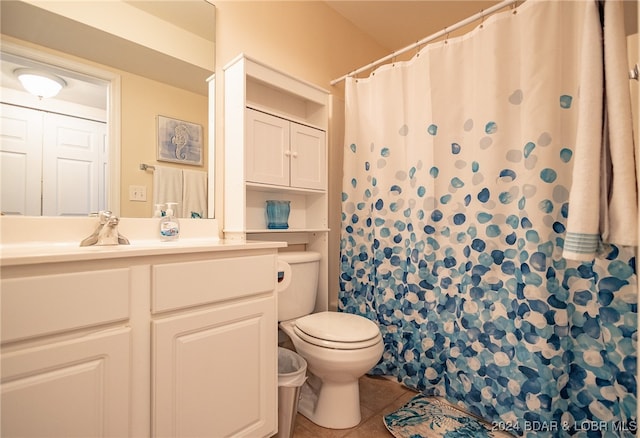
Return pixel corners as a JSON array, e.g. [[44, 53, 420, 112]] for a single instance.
[[245, 182, 325, 195], [246, 228, 330, 234]]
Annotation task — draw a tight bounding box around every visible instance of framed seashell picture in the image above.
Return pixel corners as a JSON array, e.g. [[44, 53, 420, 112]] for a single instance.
[[157, 115, 203, 166]]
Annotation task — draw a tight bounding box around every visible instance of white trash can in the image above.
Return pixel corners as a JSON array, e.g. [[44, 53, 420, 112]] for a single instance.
[[276, 347, 307, 438]]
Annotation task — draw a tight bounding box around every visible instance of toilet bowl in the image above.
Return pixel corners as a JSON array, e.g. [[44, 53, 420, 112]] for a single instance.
[[276, 251, 383, 429], [279, 312, 383, 429]]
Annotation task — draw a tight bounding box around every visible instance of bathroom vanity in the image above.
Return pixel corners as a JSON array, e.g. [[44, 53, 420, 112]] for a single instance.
[[0, 217, 284, 437]]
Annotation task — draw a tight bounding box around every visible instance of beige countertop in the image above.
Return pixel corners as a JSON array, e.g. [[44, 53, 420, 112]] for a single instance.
[[0, 216, 286, 266]]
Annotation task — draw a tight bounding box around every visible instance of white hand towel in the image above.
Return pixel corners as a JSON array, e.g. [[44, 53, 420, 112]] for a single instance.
[[563, 0, 604, 261], [601, 0, 638, 247], [182, 169, 207, 218], [153, 165, 183, 212]]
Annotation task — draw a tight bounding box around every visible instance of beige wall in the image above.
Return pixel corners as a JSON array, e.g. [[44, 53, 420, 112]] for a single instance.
[[120, 74, 207, 217], [213, 1, 389, 309]]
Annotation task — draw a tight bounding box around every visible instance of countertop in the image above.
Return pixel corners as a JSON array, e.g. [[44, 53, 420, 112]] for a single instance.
[[0, 216, 286, 266], [0, 239, 286, 266]]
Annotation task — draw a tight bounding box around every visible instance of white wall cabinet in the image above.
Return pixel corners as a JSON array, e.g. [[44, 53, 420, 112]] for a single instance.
[[246, 108, 326, 191], [224, 54, 330, 312], [1, 246, 279, 438]]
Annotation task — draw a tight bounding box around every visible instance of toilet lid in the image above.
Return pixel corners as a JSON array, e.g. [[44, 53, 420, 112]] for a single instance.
[[294, 312, 381, 349]]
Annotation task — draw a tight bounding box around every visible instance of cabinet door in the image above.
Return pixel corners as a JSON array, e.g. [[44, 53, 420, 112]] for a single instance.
[[246, 109, 290, 187], [290, 122, 326, 190], [153, 296, 277, 438], [1, 328, 131, 438]]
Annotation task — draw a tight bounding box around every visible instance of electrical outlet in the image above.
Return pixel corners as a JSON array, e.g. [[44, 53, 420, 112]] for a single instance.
[[129, 185, 147, 202]]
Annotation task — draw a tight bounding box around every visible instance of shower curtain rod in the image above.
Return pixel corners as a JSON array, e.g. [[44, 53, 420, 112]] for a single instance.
[[330, 0, 520, 86]]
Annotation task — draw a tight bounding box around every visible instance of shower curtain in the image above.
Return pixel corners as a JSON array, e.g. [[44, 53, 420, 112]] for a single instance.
[[339, 0, 637, 436]]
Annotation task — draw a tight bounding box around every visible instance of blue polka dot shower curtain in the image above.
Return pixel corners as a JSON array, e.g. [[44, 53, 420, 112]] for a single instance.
[[339, 0, 637, 436]]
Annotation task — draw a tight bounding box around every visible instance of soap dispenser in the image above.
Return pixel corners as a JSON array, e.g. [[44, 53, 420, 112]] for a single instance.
[[159, 202, 180, 241]]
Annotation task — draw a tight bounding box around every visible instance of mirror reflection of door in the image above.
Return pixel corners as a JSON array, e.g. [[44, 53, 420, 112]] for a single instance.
[[1, 52, 109, 216]]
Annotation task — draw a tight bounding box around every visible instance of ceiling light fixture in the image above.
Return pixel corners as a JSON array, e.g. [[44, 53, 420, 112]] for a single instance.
[[14, 68, 67, 99]]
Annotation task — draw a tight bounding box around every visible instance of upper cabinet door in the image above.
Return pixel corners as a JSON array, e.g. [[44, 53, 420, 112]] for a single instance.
[[245, 109, 289, 187], [290, 122, 326, 190]]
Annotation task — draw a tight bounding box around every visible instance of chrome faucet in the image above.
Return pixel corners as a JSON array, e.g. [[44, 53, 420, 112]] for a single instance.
[[80, 211, 130, 246]]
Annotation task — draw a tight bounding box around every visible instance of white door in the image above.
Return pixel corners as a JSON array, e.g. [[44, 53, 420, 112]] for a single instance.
[[42, 113, 107, 216], [0, 104, 43, 215], [245, 108, 290, 186], [290, 122, 326, 190], [152, 297, 277, 438], [1, 328, 131, 437]]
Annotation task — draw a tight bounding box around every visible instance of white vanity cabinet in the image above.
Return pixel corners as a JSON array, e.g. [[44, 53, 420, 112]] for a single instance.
[[0, 237, 281, 438], [151, 254, 278, 438], [0, 265, 133, 438], [246, 108, 326, 191]]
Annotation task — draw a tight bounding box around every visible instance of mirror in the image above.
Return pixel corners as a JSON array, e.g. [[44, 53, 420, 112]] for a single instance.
[[0, 0, 215, 218]]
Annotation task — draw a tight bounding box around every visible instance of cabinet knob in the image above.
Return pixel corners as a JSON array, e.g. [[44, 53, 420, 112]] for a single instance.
[[284, 150, 291, 157], [291, 152, 298, 158]]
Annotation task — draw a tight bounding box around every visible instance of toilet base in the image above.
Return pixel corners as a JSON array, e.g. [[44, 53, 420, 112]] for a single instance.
[[297, 373, 362, 429]]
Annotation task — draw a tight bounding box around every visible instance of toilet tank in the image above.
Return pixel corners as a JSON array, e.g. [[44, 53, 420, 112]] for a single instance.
[[277, 251, 321, 321]]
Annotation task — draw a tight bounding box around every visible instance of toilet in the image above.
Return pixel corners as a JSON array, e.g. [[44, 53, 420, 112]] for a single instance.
[[277, 251, 383, 429]]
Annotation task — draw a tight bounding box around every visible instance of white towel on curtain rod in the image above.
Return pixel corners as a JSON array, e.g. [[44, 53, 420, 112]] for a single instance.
[[563, 0, 638, 260], [601, 0, 638, 246]]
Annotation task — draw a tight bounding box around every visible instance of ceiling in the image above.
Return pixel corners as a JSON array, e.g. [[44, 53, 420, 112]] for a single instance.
[[327, 0, 639, 54], [124, 0, 215, 43], [325, 1, 501, 52]]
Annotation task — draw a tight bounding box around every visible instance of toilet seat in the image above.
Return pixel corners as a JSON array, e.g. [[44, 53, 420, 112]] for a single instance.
[[294, 312, 381, 350]]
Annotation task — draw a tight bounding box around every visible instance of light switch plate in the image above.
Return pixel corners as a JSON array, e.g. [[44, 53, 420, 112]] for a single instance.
[[129, 185, 147, 202]]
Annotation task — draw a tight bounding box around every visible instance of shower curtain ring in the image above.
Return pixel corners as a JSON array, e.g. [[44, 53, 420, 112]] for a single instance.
[[480, 10, 485, 29], [444, 27, 450, 44]]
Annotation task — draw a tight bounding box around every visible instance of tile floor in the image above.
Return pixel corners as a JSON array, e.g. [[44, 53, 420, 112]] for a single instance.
[[291, 375, 417, 438]]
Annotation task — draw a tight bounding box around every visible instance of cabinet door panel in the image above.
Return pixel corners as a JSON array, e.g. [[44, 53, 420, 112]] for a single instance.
[[246, 109, 289, 186], [290, 123, 326, 190], [153, 296, 277, 438], [1, 328, 131, 438]]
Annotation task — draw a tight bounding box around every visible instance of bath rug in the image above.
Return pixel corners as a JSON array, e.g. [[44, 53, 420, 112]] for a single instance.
[[384, 394, 515, 438]]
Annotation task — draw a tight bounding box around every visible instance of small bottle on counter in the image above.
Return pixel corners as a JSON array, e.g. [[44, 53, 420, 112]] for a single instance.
[[159, 202, 180, 241]]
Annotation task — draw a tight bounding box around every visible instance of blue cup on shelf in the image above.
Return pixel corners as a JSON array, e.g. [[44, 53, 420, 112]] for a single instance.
[[266, 200, 290, 229]]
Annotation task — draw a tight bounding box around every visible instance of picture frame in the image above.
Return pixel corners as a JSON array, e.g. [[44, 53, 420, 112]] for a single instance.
[[157, 115, 203, 166]]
